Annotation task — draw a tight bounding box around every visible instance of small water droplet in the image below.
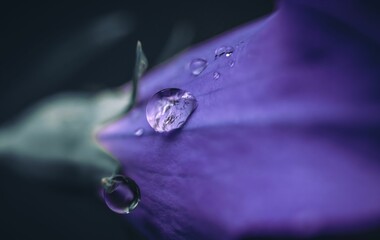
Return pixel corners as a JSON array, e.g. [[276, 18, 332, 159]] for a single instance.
[[146, 88, 198, 132], [134, 128, 144, 136], [102, 175, 141, 214], [229, 60, 235, 67], [213, 72, 220, 79], [189, 58, 207, 76], [215, 46, 234, 59]]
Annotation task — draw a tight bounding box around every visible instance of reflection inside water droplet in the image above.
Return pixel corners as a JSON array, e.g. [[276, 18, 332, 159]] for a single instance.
[[229, 60, 235, 67], [189, 58, 207, 76], [213, 72, 220, 79], [134, 128, 144, 136], [146, 88, 198, 133], [102, 175, 140, 214], [215, 46, 234, 59]]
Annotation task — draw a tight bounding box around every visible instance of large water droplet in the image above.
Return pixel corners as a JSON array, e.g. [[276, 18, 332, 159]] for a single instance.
[[146, 88, 198, 133], [102, 175, 140, 214], [189, 58, 207, 76], [215, 46, 234, 59]]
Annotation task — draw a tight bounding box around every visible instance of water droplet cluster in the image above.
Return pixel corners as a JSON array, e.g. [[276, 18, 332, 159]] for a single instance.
[[103, 42, 242, 213]]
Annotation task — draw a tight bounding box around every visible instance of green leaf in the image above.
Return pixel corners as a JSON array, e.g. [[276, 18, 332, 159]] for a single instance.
[[0, 41, 148, 187]]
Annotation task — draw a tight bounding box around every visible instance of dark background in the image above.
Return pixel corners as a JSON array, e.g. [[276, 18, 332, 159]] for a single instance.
[[0, 0, 275, 125], [0, 1, 274, 239]]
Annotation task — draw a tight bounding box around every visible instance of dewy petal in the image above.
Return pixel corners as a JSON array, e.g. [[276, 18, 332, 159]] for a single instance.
[[98, 1, 380, 239]]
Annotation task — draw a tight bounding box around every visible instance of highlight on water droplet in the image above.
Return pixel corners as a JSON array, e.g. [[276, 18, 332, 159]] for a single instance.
[[101, 175, 141, 214], [134, 128, 144, 136], [146, 88, 198, 133], [189, 58, 208, 76], [229, 60, 235, 67], [215, 46, 234, 59], [213, 72, 220, 79]]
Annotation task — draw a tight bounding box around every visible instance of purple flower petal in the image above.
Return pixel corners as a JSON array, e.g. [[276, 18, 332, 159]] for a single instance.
[[98, 1, 380, 239]]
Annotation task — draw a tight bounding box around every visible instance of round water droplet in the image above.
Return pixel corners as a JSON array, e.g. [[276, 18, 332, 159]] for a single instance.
[[134, 128, 144, 136], [213, 72, 220, 79], [189, 58, 207, 76], [229, 60, 235, 67], [146, 88, 198, 133], [102, 175, 140, 214], [215, 46, 234, 59]]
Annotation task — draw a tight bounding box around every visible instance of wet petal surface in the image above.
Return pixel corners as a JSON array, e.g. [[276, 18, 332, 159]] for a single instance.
[[98, 2, 380, 239]]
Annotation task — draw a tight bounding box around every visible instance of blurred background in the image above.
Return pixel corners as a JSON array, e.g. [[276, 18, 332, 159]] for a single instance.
[[0, 0, 275, 239]]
